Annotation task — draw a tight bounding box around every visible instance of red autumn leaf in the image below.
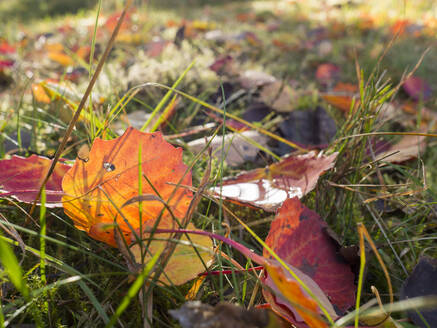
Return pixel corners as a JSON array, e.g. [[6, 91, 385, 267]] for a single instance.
[[0, 60, 14, 69], [263, 198, 356, 314], [104, 10, 133, 32], [209, 55, 233, 75], [213, 151, 337, 211], [145, 40, 169, 57], [151, 225, 337, 327], [262, 260, 335, 328], [0, 155, 71, 207], [390, 19, 410, 36], [321, 82, 359, 113], [0, 41, 16, 54], [315, 63, 340, 85], [402, 76, 432, 101]]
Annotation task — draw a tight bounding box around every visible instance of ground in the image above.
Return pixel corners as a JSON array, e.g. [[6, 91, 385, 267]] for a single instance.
[[0, 0, 436, 327]]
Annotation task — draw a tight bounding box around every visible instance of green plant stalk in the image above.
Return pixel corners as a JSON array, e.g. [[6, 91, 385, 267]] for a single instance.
[[39, 186, 50, 320], [40, 187, 47, 286], [0, 235, 111, 323], [355, 225, 366, 328], [217, 81, 227, 301], [141, 61, 195, 132], [0, 299, 4, 327], [105, 250, 161, 328], [0, 234, 30, 300], [150, 94, 177, 132]]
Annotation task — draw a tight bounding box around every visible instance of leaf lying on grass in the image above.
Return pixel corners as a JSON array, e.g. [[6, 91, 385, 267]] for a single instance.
[[375, 135, 426, 164], [264, 198, 356, 312], [0, 155, 71, 207], [212, 151, 337, 211], [153, 197, 358, 328], [62, 127, 213, 285], [170, 301, 286, 328], [401, 256, 437, 327], [62, 127, 193, 247]]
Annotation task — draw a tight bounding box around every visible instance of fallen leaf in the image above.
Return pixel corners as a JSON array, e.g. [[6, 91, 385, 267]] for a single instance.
[[239, 70, 276, 89], [242, 103, 271, 123], [401, 257, 437, 327], [131, 219, 213, 285], [0, 41, 16, 54], [213, 151, 337, 211], [390, 19, 410, 36], [62, 127, 193, 247], [145, 40, 169, 57], [169, 301, 283, 328], [187, 130, 268, 167], [0, 60, 14, 69], [264, 198, 356, 314], [322, 82, 359, 113], [47, 51, 74, 67], [209, 55, 233, 75], [31, 83, 51, 104], [0, 155, 71, 207], [315, 63, 340, 86], [263, 260, 335, 328], [259, 81, 298, 112], [402, 76, 432, 102], [151, 227, 336, 328], [375, 135, 426, 163], [278, 107, 336, 154]]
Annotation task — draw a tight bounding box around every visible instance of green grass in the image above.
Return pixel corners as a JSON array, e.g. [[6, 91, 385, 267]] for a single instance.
[[1, 0, 437, 327]]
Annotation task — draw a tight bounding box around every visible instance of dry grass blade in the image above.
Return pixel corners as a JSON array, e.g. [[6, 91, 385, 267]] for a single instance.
[[29, 0, 133, 215]]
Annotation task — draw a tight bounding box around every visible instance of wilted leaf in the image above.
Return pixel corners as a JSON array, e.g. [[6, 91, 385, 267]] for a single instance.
[[213, 151, 337, 211], [315, 63, 340, 86], [187, 130, 268, 167], [322, 82, 359, 113], [239, 70, 276, 89], [375, 135, 426, 163], [259, 81, 298, 112], [263, 260, 335, 328], [401, 257, 437, 327], [0, 60, 14, 69], [209, 55, 234, 75], [264, 198, 356, 313], [242, 103, 271, 123], [0, 41, 16, 54], [131, 220, 213, 285], [32, 83, 51, 104], [0, 155, 71, 207], [62, 127, 193, 247], [278, 107, 336, 154], [169, 301, 283, 328], [402, 76, 432, 102], [47, 51, 74, 67], [151, 227, 336, 328]]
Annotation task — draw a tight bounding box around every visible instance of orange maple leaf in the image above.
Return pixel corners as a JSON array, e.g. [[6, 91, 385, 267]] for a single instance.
[[62, 127, 193, 247]]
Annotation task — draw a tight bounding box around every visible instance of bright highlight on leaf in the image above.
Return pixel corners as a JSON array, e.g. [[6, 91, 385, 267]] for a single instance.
[[213, 151, 337, 211]]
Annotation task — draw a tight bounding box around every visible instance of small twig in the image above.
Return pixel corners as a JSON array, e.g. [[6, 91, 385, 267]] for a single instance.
[[30, 0, 133, 215]]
